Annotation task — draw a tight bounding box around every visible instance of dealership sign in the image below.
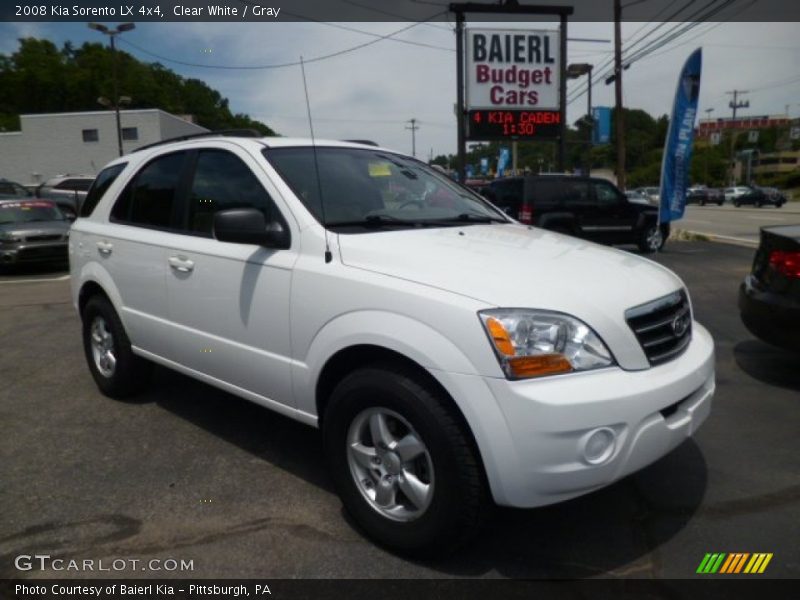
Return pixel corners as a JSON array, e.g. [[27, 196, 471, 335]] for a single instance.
[[465, 28, 561, 140]]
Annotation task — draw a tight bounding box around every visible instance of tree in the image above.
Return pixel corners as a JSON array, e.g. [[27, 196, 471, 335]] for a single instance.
[[0, 37, 278, 135]]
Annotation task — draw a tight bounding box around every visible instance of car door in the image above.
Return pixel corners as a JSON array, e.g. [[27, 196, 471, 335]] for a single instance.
[[99, 151, 189, 353], [163, 145, 298, 408], [585, 179, 639, 243]]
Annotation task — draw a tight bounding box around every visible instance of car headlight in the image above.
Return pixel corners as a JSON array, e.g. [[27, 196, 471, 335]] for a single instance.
[[479, 309, 615, 379], [0, 233, 20, 245]]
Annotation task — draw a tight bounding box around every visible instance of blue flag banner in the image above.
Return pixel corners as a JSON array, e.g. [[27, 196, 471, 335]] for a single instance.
[[497, 147, 510, 177], [592, 107, 611, 145], [659, 48, 702, 223]]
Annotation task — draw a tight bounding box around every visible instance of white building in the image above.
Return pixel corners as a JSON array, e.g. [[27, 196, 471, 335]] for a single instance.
[[0, 109, 208, 185]]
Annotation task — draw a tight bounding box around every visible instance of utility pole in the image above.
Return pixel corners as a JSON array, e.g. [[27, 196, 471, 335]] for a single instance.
[[726, 90, 749, 185], [704, 107, 714, 185], [613, 0, 626, 190], [405, 118, 419, 157]]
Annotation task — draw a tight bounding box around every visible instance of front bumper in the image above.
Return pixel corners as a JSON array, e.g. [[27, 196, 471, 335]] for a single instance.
[[436, 322, 715, 508], [739, 275, 800, 351]]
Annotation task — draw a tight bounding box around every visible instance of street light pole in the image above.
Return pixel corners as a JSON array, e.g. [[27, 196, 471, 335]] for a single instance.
[[88, 22, 136, 157]]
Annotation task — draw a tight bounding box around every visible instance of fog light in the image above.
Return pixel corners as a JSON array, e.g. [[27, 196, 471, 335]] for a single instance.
[[582, 427, 616, 465]]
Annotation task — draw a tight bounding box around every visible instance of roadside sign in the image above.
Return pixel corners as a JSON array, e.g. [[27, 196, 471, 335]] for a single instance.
[[465, 28, 561, 141], [748, 130, 759, 143], [790, 126, 800, 140], [709, 131, 721, 145]]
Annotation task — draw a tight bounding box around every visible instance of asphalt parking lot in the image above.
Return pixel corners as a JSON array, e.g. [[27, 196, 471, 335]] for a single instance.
[[1, 241, 798, 580]]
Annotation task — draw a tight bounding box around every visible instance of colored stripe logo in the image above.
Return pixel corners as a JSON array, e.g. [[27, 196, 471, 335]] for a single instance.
[[697, 553, 773, 574]]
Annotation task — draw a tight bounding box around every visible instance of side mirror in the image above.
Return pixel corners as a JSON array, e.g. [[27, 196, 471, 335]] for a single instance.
[[213, 208, 290, 249]]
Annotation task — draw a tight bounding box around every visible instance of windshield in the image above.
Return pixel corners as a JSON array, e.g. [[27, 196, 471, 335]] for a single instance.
[[263, 146, 507, 230], [0, 201, 64, 224]]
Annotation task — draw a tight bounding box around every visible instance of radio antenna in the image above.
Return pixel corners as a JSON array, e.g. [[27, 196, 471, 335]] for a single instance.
[[300, 56, 332, 264]]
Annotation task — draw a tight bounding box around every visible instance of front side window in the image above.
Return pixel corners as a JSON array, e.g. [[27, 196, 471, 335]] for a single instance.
[[187, 150, 275, 235], [112, 152, 186, 228], [81, 164, 127, 217], [264, 147, 505, 230], [593, 181, 623, 206]]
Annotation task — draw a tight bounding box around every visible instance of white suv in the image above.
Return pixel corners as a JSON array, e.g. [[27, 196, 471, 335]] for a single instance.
[[70, 134, 715, 555]]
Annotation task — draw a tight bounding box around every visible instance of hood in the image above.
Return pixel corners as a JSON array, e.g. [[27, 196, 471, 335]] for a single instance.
[[338, 224, 686, 370], [0, 220, 70, 238]]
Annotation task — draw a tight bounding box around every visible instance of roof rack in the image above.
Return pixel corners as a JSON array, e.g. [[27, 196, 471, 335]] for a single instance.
[[132, 129, 264, 153], [342, 139, 379, 147]]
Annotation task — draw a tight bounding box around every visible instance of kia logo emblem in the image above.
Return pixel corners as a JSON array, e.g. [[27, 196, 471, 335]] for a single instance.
[[672, 314, 689, 337]]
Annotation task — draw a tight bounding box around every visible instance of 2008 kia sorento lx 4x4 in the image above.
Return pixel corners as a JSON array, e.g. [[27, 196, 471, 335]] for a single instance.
[[70, 134, 715, 556]]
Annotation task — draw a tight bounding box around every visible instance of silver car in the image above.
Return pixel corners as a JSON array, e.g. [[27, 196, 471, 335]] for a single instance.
[[36, 175, 95, 218], [0, 199, 70, 267]]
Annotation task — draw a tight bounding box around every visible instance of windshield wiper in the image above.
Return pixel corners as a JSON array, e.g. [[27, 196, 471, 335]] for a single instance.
[[326, 214, 423, 228], [439, 213, 508, 224]]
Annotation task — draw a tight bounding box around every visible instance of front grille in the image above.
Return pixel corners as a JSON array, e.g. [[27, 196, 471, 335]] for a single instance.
[[626, 289, 692, 366], [19, 246, 67, 260], [25, 234, 62, 242]]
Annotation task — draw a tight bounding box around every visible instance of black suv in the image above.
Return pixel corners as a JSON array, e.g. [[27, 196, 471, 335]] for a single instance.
[[482, 175, 670, 253]]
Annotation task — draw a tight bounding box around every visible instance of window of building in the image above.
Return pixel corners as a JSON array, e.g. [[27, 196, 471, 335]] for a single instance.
[[121, 127, 138, 141], [82, 129, 99, 143]]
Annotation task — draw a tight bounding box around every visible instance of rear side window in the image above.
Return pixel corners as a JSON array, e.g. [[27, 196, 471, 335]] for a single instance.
[[80, 164, 126, 217], [112, 152, 186, 229], [561, 180, 592, 208], [528, 179, 562, 207], [187, 150, 276, 236]]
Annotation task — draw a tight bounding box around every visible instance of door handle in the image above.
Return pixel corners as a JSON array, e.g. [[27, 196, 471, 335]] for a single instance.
[[168, 255, 195, 273], [96, 241, 113, 255]]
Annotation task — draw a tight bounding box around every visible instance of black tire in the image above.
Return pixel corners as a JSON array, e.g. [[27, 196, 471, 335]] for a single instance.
[[718, 201, 724, 206], [700, 199, 706, 206], [638, 223, 666, 254], [734, 200, 741, 207], [323, 363, 488, 557], [81, 295, 152, 398]]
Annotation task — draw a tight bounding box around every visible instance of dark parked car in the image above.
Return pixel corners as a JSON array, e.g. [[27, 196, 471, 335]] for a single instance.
[[739, 225, 800, 351], [687, 186, 724, 206], [0, 199, 70, 267], [727, 185, 785, 208], [482, 175, 670, 253]]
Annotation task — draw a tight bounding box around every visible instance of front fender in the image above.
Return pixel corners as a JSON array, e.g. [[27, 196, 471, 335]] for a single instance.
[[293, 310, 481, 418]]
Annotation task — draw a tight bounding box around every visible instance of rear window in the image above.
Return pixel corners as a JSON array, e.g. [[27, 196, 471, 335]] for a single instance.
[[81, 164, 127, 217], [111, 152, 186, 229]]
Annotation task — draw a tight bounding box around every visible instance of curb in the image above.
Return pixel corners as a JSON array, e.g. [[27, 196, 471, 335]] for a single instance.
[[679, 230, 757, 248]]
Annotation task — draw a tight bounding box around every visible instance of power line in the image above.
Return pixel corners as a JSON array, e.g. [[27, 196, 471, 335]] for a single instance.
[[567, 0, 704, 104], [116, 12, 447, 70]]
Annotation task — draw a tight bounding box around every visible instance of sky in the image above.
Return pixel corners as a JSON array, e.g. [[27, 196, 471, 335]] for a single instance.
[[1, 19, 799, 158]]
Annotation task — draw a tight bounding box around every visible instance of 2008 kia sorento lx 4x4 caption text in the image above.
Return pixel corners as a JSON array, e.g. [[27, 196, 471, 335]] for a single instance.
[[70, 134, 715, 556]]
